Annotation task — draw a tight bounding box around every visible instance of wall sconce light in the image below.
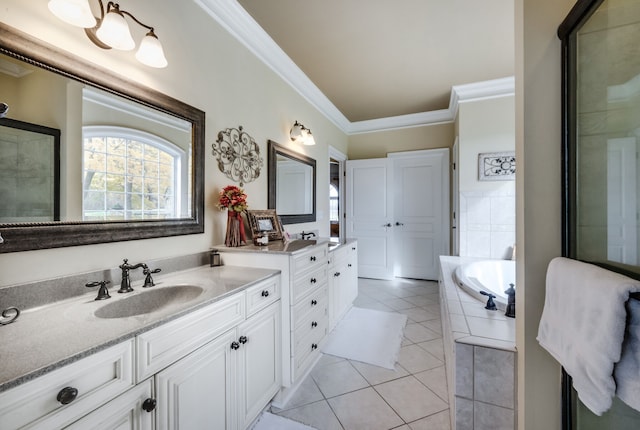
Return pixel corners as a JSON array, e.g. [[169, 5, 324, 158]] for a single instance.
[[290, 121, 316, 146], [48, 0, 168, 68]]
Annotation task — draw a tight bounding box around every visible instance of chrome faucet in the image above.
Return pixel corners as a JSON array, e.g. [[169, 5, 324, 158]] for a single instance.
[[118, 259, 147, 293], [301, 231, 316, 240]]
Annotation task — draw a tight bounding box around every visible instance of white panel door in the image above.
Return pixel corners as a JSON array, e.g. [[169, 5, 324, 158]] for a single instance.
[[607, 137, 637, 265], [346, 158, 394, 279], [390, 149, 449, 280]]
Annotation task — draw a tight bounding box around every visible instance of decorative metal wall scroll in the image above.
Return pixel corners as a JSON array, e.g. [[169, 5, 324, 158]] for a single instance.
[[478, 151, 516, 181], [212, 126, 263, 186]]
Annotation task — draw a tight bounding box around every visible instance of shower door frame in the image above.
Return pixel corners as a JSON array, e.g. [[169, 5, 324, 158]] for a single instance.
[[559, 0, 640, 429]]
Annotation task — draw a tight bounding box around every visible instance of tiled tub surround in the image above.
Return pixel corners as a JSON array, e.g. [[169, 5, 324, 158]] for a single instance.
[[0, 252, 279, 392], [459, 189, 515, 259], [439, 256, 517, 430]]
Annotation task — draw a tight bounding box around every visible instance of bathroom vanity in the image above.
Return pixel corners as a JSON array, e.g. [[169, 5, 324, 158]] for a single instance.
[[217, 238, 358, 406], [0, 265, 281, 430]]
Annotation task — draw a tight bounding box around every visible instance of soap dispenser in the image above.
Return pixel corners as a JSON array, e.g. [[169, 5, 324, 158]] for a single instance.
[[504, 283, 516, 318]]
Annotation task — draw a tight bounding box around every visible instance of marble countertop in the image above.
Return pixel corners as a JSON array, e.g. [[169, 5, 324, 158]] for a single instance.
[[0, 265, 279, 392], [215, 237, 355, 254]]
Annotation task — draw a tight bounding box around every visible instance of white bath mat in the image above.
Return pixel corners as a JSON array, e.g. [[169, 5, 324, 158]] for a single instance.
[[322, 307, 407, 369], [251, 412, 317, 430]]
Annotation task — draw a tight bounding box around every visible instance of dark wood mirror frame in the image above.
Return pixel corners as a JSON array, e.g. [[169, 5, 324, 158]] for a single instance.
[[267, 140, 316, 224], [0, 22, 205, 253]]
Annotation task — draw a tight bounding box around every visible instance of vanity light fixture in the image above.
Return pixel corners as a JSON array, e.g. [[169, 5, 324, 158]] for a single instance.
[[48, 0, 168, 68], [290, 121, 316, 146]]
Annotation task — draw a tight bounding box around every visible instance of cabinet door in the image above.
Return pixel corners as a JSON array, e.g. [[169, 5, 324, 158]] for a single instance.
[[65, 381, 153, 430], [236, 302, 281, 430], [155, 330, 237, 430]]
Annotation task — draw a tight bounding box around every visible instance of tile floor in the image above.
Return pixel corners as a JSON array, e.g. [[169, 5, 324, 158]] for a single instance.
[[272, 277, 451, 430]]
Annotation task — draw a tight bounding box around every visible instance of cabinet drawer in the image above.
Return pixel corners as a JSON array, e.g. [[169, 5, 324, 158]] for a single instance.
[[291, 286, 327, 329], [292, 306, 327, 354], [291, 314, 327, 359], [292, 246, 328, 276], [245, 276, 280, 317], [292, 324, 327, 381], [291, 266, 327, 304], [136, 293, 245, 381], [0, 340, 134, 430]]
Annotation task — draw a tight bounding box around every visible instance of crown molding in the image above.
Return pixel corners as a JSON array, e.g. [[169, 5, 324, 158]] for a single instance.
[[195, 0, 514, 135]]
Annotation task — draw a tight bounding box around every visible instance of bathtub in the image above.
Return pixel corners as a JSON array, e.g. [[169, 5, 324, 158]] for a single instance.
[[453, 259, 515, 310]]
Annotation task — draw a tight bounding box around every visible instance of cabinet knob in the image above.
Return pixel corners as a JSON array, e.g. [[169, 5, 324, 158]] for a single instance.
[[311, 299, 318, 306], [310, 256, 316, 262], [311, 321, 318, 328], [230, 341, 240, 350], [239, 335, 248, 344], [310, 277, 317, 284], [261, 290, 269, 297], [352, 247, 356, 250], [348, 264, 352, 267], [311, 343, 318, 350], [142, 398, 157, 412], [57, 386, 78, 405], [334, 272, 341, 277]]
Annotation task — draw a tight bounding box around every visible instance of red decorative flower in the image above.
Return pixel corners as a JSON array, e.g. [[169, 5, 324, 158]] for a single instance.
[[217, 185, 248, 212]]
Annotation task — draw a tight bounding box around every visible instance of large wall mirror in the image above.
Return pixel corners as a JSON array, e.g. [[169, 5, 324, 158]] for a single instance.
[[0, 22, 204, 253], [268, 140, 316, 224]]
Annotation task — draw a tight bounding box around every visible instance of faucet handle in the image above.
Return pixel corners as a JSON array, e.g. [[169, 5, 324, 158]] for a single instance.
[[86, 280, 111, 301], [142, 267, 161, 288]]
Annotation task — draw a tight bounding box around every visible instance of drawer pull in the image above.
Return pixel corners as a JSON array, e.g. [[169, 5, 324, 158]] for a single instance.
[[334, 272, 341, 277], [239, 335, 248, 344], [261, 290, 270, 297], [311, 321, 318, 328], [57, 386, 78, 405], [310, 256, 317, 262], [311, 299, 318, 306], [310, 278, 317, 284], [230, 341, 240, 350], [142, 398, 157, 412], [311, 343, 318, 350]]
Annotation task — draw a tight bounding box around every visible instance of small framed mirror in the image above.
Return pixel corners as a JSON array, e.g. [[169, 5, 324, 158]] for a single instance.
[[268, 140, 316, 224]]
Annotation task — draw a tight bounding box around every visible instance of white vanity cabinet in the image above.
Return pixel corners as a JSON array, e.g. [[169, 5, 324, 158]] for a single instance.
[[151, 278, 281, 430], [328, 241, 358, 330], [219, 242, 330, 404], [0, 340, 135, 430], [0, 274, 281, 430]]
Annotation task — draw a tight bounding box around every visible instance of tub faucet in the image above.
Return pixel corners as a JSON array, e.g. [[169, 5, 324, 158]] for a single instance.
[[480, 290, 497, 311], [301, 231, 316, 240], [118, 259, 147, 293], [505, 283, 516, 318]]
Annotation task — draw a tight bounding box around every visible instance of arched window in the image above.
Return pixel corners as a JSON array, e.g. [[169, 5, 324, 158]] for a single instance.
[[82, 126, 187, 221]]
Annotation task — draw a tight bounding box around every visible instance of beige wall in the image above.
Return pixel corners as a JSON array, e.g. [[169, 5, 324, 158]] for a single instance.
[[347, 122, 455, 159], [517, 0, 577, 429], [0, 0, 348, 285]]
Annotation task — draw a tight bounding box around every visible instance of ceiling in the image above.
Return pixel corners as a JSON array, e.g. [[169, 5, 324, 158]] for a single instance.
[[236, 0, 515, 124]]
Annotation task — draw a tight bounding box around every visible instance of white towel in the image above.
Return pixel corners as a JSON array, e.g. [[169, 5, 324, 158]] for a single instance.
[[537, 257, 640, 416], [614, 298, 640, 412]]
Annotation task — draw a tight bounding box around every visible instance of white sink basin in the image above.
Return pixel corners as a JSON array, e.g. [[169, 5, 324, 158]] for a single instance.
[[94, 285, 203, 319]]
